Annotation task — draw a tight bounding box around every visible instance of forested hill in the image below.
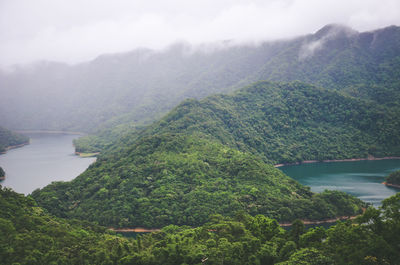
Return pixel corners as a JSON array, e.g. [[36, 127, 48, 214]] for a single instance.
[[4, 186, 400, 264], [122, 81, 400, 164], [0, 186, 136, 264], [32, 133, 365, 228], [0, 127, 29, 153], [1, 25, 399, 133]]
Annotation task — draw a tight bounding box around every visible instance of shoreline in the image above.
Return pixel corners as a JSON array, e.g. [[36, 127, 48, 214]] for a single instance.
[[15, 130, 86, 135], [382, 181, 400, 189], [75, 151, 100, 158], [274, 156, 400, 167], [0, 142, 30, 155]]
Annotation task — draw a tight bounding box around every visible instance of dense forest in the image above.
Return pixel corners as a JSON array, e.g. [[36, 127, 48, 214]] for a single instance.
[[32, 134, 365, 228], [33, 80, 400, 228], [72, 24, 400, 154], [0, 126, 29, 153], [0, 186, 135, 265], [142, 81, 400, 164], [3, 186, 400, 264], [2, 24, 400, 264]]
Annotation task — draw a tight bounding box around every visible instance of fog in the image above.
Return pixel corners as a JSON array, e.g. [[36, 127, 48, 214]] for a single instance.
[[1, 0, 400, 67]]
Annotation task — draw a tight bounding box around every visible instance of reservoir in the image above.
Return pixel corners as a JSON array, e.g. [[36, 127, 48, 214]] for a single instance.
[[280, 159, 400, 206], [0, 133, 95, 195]]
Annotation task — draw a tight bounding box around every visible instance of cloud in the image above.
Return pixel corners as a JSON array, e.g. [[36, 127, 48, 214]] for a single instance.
[[298, 24, 357, 60], [0, 0, 399, 67]]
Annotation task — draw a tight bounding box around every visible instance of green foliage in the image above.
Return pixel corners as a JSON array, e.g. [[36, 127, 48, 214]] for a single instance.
[[385, 170, 400, 185], [32, 134, 365, 228], [0, 186, 136, 265], [142, 81, 400, 164], [0, 126, 29, 153], [3, 186, 400, 264]]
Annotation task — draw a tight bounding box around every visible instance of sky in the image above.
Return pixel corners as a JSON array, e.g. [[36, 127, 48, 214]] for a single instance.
[[1, 0, 400, 67]]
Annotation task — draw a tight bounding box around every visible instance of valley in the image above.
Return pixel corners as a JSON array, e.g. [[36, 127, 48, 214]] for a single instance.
[[1, 22, 400, 264]]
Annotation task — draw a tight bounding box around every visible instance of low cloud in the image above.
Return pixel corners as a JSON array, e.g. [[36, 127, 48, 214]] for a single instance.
[[298, 25, 357, 60], [1, 0, 399, 67]]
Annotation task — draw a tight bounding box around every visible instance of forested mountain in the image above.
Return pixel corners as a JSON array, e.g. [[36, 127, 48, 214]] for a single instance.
[[4, 186, 400, 264], [0, 126, 29, 153], [1, 24, 399, 135], [32, 133, 364, 228], [32, 80, 394, 228], [114, 81, 400, 164]]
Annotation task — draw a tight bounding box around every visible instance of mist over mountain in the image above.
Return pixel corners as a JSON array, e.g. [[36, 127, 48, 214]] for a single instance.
[[1, 24, 399, 133]]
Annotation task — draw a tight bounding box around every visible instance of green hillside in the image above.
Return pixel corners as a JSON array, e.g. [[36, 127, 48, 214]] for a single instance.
[[139, 81, 400, 164], [0, 127, 29, 153], [32, 134, 364, 228], [32, 80, 400, 228], [0, 186, 136, 265], [5, 185, 400, 264]]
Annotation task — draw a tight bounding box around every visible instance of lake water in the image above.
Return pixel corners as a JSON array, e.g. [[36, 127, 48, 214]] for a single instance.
[[0, 133, 95, 195], [280, 160, 400, 206]]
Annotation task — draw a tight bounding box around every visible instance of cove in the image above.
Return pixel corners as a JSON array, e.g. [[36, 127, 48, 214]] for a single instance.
[[280, 159, 400, 207], [0, 133, 95, 195]]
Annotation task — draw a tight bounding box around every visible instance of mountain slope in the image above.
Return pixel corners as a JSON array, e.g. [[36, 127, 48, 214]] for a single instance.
[[1, 25, 399, 134], [32, 134, 364, 228], [0, 186, 136, 264], [126, 81, 400, 164], [32, 79, 399, 228]]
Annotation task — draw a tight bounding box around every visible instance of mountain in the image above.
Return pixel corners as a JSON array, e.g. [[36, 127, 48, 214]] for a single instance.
[[0, 127, 29, 153], [31, 81, 381, 228], [118, 81, 400, 164], [1, 25, 399, 135]]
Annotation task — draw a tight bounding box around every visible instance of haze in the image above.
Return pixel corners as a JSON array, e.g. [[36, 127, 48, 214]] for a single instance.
[[1, 0, 400, 67]]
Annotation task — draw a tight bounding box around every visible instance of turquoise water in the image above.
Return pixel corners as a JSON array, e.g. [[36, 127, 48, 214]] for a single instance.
[[280, 160, 400, 206], [0, 133, 95, 195]]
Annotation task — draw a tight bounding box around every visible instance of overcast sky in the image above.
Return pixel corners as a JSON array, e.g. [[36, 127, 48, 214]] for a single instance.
[[1, 0, 399, 67]]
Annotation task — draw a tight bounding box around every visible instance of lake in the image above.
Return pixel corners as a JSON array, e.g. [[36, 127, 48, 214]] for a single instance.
[[279, 159, 400, 206], [0, 133, 95, 195]]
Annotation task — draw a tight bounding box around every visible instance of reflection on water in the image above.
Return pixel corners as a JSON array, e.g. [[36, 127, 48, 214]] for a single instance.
[[0, 133, 95, 195], [280, 159, 400, 206]]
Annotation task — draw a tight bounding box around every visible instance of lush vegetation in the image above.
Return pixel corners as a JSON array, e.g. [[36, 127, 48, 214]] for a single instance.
[[69, 25, 400, 153], [32, 134, 365, 228], [0, 186, 136, 265], [0, 126, 29, 153], [4, 186, 400, 264], [137, 81, 400, 164], [385, 170, 400, 186], [124, 193, 400, 265]]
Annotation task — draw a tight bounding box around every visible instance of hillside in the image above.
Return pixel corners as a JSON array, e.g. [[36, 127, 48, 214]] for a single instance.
[[123, 81, 400, 164], [1, 25, 399, 136], [32, 134, 364, 228], [0, 186, 136, 264], [0, 127, 29, 153], [6, 186, 400, 264]]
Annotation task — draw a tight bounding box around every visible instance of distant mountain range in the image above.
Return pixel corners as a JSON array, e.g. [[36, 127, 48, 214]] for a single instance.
[[1, 24, 399, 133]]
